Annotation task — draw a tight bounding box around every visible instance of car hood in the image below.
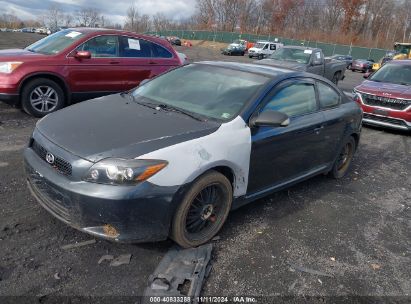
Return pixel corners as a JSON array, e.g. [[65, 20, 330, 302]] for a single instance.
[[257, 59, 307, 71], [0, 49, 45, 60], [355, 80, 411, 99], [36, 94, 220, 162]]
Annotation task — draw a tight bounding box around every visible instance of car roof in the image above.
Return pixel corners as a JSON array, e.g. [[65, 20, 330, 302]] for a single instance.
[[196, 61, 298, 77], [282, 45, 320, 51], [384, 60, 411, 66], [67, 27, 171, 47]]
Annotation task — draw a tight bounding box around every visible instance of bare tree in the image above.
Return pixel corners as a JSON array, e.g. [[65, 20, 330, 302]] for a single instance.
[[75, 8, 100, 27], [47, 4, 63, 30]]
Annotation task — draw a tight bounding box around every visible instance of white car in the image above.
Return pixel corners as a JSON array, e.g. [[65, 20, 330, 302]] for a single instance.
[[248, 41, 284, 60]]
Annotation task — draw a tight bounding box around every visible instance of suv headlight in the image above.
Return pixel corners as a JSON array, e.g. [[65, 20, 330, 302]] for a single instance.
[[0, 62, 23, 74], [84, 158, 168, 185]]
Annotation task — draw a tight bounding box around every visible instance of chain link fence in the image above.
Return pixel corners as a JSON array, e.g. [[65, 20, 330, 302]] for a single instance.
[[149, 30, 388, 61]]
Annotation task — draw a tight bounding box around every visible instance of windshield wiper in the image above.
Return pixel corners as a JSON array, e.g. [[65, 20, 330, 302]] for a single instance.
[[121, 91, 159, 110], [154, 104, 204, 122]]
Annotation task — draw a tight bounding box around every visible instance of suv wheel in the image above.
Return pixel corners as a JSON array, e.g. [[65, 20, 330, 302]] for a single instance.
[[22, 78, 65, 117], [329, 136, 356, 179], [171, 171, 232, 248]]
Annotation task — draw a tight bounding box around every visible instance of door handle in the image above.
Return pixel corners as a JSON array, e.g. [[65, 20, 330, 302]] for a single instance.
[[110, 61, 120, 64], [149, 61, 158, 65]]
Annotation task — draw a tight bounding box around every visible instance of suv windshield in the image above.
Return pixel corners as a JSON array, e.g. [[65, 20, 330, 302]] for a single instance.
[[25, 29, 85, 55], [370, 64, 411, 86], [270, 48, 312, 64], [132, 64, 269, 121]]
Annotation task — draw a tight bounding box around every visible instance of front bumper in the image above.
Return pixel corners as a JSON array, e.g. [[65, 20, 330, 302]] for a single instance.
[[24, 147, 182, 243]]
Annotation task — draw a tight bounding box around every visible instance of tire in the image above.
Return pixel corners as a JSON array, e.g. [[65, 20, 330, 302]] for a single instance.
[[249, 55, 253, 59], [241, 52, 245, 56], [21, 78, 65, 117], [329, 136, 356, 179], [171, 171, 232, 248], [258, 54, 263, 60], [332, 72, 341, 85]]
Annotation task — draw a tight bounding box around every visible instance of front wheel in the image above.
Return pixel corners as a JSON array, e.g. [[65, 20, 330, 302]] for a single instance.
[[21, 78, 65, 117], [332, 72, 341, 85], [171, 171, 232, 248], [329, 136, 356, 179]]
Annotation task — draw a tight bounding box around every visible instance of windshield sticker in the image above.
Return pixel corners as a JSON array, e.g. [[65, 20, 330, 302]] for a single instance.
[[128, 39, 141, 50], [304, 49, 313, 54], [221, 113, 231, 119], [65, 31, 82, 38], [316, 52, 321, 59]]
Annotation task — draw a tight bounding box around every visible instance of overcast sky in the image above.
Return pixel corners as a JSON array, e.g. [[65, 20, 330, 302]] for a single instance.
[[0, 0, 197, 24]]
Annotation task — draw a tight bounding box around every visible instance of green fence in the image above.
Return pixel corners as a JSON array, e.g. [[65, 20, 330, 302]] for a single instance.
[[149, 30, 388, 61]]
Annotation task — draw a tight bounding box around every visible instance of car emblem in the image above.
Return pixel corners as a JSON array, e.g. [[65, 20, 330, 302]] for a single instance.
[[46, 152, 55, 164], [382, 92, 392, 96]]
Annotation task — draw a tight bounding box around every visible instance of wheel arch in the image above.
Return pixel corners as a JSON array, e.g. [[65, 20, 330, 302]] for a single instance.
[[18, 72, 70, 105]]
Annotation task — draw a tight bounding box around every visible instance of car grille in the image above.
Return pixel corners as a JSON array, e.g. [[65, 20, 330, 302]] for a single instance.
[[27, 166, 72, 223], [32, 140, 72, 176], [363, 113, 408, 127], [361, 93, 410, 110]]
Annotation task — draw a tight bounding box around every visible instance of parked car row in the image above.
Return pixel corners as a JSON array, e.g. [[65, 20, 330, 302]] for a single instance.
[[1, 27, 51, 34]]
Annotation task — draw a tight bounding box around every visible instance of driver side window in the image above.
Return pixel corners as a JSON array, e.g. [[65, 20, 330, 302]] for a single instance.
[[262, 82, 318, 117]]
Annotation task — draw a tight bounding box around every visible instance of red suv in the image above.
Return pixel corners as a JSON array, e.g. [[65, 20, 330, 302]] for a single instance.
[[0, 28, 183, 117], [354, 60, 411, 131]]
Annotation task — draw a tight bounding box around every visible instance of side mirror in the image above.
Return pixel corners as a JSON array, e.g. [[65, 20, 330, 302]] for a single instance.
[[312, 59, 322, 66], [74, 50, 91, 60], [250, 110, 289, 128]]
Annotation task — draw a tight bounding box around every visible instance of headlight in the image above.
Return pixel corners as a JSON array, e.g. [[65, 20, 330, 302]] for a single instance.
[[84, 158, 168, 185], [0, 62, 23, 74]]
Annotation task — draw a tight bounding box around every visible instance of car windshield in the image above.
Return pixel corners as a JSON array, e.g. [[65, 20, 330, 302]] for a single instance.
[[25, 29, 85, 55], [269, 48, 312, 64], [370, 64, 411, 86], [132, 64, 269, 121]]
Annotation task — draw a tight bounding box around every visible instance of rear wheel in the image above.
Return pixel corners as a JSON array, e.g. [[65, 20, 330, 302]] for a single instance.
[[329, 136, 356, 179], [171, 171, 232, 248], [258, 54, 264, 60], [21, 78, 65, 117]]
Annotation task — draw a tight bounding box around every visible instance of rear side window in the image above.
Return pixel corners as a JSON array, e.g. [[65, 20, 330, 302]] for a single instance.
[[317, 82, 340, 108], [119, 36, 152, 57], [270, 44, 276, 51], [151, 43, 173, 58], [79, 35, 118, 57], [263, 83, 317, 117]]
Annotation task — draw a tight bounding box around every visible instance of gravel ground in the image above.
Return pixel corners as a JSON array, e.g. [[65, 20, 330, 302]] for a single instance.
[[0, 32, 410, 301]]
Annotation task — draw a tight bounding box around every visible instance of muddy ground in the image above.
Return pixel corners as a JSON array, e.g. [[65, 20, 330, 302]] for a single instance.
[[0, 32, 410, 302]]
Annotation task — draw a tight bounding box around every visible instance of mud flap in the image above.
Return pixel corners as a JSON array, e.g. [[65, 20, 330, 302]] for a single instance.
[[143, 244, 213, 303]]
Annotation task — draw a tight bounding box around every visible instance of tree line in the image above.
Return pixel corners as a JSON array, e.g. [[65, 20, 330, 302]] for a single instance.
[[1, 0, 410, 49]]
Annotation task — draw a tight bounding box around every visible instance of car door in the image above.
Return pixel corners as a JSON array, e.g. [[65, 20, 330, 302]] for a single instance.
[[67, 35, 126, 95], [307, 50, 324, 76], [316, 81, 346, 164], [247, 79, 327, 195]]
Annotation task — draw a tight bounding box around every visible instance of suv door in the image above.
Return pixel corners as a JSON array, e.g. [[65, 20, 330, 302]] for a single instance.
[[67, 35, 125, 96], [118, 36, 181, 89], [247, 79, 327, 195]]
